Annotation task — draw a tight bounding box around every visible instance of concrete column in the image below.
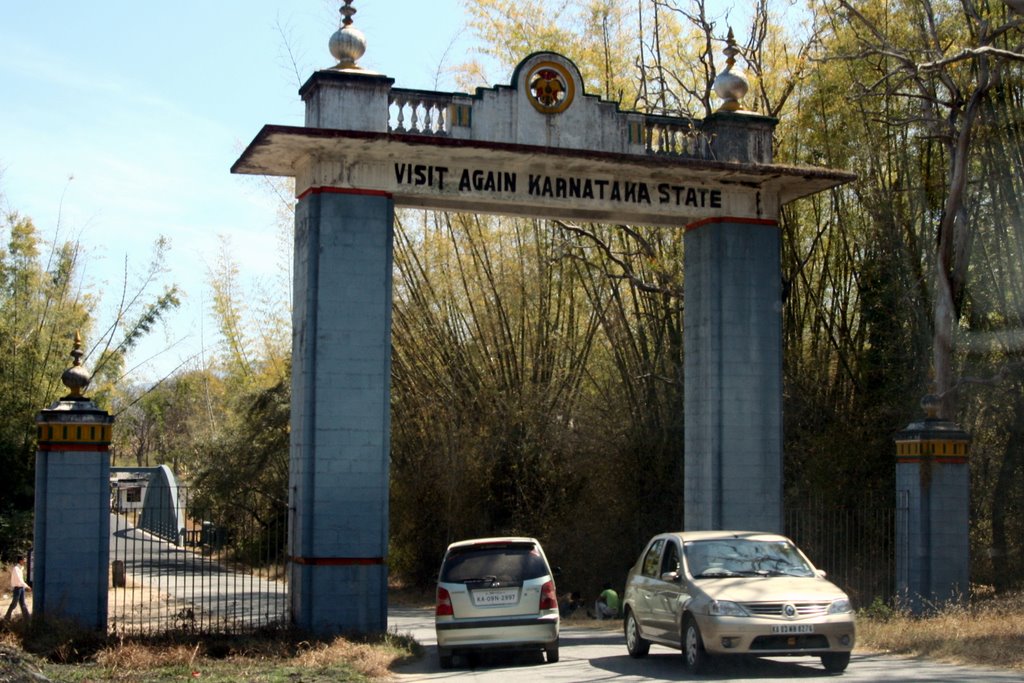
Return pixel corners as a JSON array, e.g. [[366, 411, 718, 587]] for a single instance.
[[895, 398, 971, 613], [289, 187, 394, 634], [33, 335, 113, 630], [683, 217, 783, 532]]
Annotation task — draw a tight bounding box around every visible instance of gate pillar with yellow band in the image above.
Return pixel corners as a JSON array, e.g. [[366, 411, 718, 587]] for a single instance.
[[33, 333, 114, 630], [895, 395, 971, 614]]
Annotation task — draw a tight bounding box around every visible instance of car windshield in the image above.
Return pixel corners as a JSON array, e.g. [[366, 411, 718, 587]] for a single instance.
[[441, 543, 549, 584], [683, 539, 815, 578]]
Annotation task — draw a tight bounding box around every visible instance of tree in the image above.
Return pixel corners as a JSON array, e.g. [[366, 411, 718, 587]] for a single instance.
[[188, 376, 291, 563], [0, 211, 93, 511], [112, 369, 223, 474], [830, 0, 1024, 417], [154, 236, 293, 558], [808, 0, 1024, 588], [0, 189, 181, 544], [390, 211, 599, 583]]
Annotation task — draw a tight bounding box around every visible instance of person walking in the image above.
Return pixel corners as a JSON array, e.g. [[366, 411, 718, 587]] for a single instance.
[[4, 556, 30, 621]]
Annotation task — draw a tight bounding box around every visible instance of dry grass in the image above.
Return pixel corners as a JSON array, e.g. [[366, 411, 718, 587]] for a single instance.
[[95, 642, 203, 670], [857, 591, 1024, 670], [1, 615, 420, 682], [294, 632, 414, 678], [85, 631, 415, 680]]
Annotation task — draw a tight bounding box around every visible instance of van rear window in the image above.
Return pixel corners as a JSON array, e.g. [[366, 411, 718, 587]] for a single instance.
[[441, 544, 548, 583]]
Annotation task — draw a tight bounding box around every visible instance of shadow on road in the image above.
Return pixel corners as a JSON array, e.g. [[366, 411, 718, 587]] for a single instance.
[[588, 651, 843, 680], [393, 632, 846, 680], [396, 647, 547, 676]]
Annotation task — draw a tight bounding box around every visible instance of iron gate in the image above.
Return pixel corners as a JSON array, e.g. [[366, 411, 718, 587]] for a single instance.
[[108, 482, 288, 635], [785, 493, 903, 607]]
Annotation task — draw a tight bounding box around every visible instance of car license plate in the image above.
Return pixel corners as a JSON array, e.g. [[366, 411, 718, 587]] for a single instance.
[[771, 624, 814, 634], [472, 588, 519, 606]]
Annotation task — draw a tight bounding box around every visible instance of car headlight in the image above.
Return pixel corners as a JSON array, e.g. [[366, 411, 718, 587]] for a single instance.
[[828, 598, 853, 614], [709, 600, 750, 617]]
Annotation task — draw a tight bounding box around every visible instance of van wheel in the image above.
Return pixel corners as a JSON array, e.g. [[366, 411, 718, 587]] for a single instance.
[[683, 616, 708, 672], [625, 609, 650, 658], [821, 651, 850, 673], [545, 641, 559, 663]]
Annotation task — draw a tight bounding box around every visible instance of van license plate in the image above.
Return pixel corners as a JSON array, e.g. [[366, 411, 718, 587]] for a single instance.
[[472, 588, 519, 606], [771, 624, 813, 634]]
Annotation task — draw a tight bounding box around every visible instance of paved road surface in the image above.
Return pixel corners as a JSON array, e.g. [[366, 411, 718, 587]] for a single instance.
[[389, 607, 1023, 682]]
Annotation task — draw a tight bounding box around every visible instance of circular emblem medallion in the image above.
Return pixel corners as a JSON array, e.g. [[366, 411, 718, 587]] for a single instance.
[[783, 603, 797, 618], [526, 61, 575, 114]]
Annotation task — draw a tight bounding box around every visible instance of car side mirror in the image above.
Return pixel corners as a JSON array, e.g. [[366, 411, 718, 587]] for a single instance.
[[816, 569, 828, 579], [553, 566, 563, 578], [660, 571, 680, 583]]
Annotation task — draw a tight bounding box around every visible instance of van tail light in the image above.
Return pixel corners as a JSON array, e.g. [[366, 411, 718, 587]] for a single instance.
[[436, 587, 454, 616], [540, 580, 558, 611]]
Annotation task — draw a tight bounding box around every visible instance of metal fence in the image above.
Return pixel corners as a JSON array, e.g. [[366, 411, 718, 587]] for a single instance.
[[109, 484, 288, 635], [106, 482, 899, 633], [785, 493, 901, 608]]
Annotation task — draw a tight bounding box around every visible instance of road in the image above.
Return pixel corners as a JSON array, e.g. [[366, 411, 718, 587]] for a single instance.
[[389, 607, 1023, 682]]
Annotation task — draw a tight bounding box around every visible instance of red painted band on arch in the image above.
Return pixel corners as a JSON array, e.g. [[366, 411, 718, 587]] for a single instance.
[[297, 186, 393, 201], [290, 556, 385, 566], [686, 216, 779, 232]]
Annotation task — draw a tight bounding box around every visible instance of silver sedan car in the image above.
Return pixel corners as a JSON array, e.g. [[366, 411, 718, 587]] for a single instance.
[[623, 531, 856, 673]]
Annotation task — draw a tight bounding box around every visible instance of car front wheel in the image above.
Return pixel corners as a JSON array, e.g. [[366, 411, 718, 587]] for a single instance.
[[624, 609, 650, 658], [821, 651, 850, 673], [682, 616, 708, 672]]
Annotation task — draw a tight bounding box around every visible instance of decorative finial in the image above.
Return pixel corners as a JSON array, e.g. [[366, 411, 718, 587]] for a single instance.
[[712, 28, 750, 113], [921, 393, 941, 420], [329, 1, 367, 70], [61, 331, 91, 399], [723, 28, 739, 68]]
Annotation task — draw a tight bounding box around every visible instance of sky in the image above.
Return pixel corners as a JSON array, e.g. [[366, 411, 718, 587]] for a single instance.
[[0, 1, 740, 383], [0, 1, 475, 381]]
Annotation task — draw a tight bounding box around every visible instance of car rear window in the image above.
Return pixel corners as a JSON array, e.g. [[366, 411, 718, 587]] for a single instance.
[[441, 543, 549, 583]]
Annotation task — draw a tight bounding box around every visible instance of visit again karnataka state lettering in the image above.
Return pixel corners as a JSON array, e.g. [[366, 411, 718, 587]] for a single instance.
[[393, 163, 722, 209]]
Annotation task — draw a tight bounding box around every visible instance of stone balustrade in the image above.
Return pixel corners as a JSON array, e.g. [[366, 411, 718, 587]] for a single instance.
[[642, 114, 704, 158], [388, 89, 714, 161], [389, 88, 455, 136]]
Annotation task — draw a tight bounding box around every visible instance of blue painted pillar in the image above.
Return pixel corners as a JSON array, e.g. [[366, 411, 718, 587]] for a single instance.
[[33, 335, 113, 630], [289, 187, 394, 634], [895, 398, 971, 613], [683, 217, 783, 532]]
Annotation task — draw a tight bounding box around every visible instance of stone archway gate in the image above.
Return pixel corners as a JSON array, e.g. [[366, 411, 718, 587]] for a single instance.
[[233, 32, 852, 634]]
